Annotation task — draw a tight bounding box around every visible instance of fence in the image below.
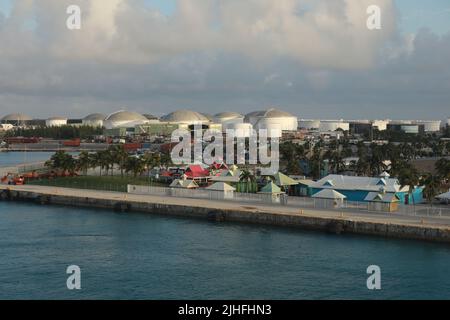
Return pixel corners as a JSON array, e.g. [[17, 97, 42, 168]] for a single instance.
[[127, 184, 450, 218]]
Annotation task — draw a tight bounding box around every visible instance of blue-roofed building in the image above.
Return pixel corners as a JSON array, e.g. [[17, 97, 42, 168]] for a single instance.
[[297, 172, 423, 205]]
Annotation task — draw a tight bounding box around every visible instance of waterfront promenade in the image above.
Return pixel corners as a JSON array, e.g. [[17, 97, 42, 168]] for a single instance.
[[2, 184, 450, 242]]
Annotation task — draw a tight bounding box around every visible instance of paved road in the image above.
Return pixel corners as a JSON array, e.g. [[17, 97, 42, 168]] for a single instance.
[[3, 184, 450, 229]]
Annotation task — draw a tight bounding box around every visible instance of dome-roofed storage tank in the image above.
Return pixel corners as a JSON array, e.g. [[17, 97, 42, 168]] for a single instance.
[[82, 113, 106, 127], [245, 108, 298, 134], [104, 110, 149, 129], [1, 113, 33, 126], [46, 117, 68, 127], [161, 109, 210, 125]]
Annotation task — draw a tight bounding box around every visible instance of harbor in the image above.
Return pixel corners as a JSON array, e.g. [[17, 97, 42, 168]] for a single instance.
[[2, 184, 450, 243]]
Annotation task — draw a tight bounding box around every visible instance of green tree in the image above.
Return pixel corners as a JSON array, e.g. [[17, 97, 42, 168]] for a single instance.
[[422, 174, 441, 205], [397, 165, 420, 207]]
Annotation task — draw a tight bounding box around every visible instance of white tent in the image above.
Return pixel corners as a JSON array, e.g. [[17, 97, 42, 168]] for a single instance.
[[170, 179, 199, 189], [206, 182, 236, 192], [312, 189, 346, 199], [206, 182, 235, 199], [311, 189, 346, 209], [437, 190, 450, 203]]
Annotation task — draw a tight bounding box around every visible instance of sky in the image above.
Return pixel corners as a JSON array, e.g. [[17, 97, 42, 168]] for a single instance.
[[0, 0, 449, 120]]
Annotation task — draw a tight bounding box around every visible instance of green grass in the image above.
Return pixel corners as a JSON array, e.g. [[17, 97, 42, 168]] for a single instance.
[[27, 175, 167, 192]]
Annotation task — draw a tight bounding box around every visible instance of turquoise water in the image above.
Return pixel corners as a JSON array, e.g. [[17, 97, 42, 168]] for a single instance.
[[0, 151, 59, 167], [1, 201, 450, 299]]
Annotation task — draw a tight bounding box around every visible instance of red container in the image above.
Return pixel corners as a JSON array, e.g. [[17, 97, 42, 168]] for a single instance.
[[63, 138, 81, 147], [123, 143, 142, 151]]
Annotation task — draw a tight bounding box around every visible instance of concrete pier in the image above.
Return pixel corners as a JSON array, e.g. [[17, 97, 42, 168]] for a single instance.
[[2, 185, 450, 243]]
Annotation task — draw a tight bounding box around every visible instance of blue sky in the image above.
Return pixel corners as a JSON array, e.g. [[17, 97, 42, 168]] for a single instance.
[[396, 0, 450, 35], [1, 0, 449, 34]]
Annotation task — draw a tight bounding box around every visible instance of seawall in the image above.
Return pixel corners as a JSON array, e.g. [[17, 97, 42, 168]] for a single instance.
[[1, 185, 450, 243]]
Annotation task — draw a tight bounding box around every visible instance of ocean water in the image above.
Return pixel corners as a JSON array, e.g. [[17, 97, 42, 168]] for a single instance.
[[0, 201, 450, 300], [0, 151, 71, 167]]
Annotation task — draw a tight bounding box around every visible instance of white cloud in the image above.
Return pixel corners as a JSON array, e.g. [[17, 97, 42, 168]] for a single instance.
[[1, 0, 398, 68], [0, 0, 449, 120]]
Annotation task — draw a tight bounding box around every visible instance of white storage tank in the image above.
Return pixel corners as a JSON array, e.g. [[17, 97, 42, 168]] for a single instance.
[[104, 111, 149, 129], [161, 109, 210, 125], [82, 113, 106, 127], [319, 120, 350, 132], [226, 122, 254, 138], [46, 117, 68, 127], [245, 108, 298, 132], [299, 119, 320, 130]]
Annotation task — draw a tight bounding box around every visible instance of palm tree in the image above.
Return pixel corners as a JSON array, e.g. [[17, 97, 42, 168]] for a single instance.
[[239, 169, 255, 193], [111, 145, 128, 177], [397, 165, 420, 207], [125, 156, 146, 177], [355, 157, 370, 176], [46, 151, 76, 175], [435, 158, 450, 180], [89, 152, 103, 176], [77, 151, 91, 176], [422, 174, 441, 205]]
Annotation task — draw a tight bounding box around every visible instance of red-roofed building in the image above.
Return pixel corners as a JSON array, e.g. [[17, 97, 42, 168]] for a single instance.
[[184, 165, 210, 185], [210, 162, 228, 170]]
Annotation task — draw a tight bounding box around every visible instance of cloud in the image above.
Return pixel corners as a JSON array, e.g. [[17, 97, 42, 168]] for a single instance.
[[2, 0, 398, 67], [0, 0, 449, 120]]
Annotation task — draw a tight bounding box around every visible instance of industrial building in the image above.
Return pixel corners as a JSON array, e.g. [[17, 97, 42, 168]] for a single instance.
[[135, 123, 180, 136], [387, 122, 424, 134], [412, 120, 441, 132]]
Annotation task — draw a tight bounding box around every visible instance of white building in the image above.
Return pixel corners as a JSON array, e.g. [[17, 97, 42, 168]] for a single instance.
[[371, 120, 389, 131], [46, 117, 68, 127], [413, 120, 442, 132], [104, 111, 149, 129]]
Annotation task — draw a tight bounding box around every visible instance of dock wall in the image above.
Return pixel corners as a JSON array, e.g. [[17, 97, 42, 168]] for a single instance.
[[2, 188, 450, 243]]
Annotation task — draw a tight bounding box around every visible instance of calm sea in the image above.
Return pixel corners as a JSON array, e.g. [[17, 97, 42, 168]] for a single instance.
[[0, 201, 450, 299], [0, 151, 77, 167], [1, 152, 450, 299]]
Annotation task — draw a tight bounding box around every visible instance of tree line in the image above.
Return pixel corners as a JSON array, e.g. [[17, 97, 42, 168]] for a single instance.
[[6, 125, 103, 140], [280, 140, 450, 204], [45, 146, 173, 178]]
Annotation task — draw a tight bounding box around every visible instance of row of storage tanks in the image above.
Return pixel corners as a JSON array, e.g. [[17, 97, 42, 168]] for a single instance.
[[2, 112, 448, 134], [299, 119, 445, 133], [1, 108, 300, 137]]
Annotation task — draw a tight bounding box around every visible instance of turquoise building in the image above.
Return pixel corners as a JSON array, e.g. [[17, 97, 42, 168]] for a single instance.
[[297, 173, 423, 205]]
